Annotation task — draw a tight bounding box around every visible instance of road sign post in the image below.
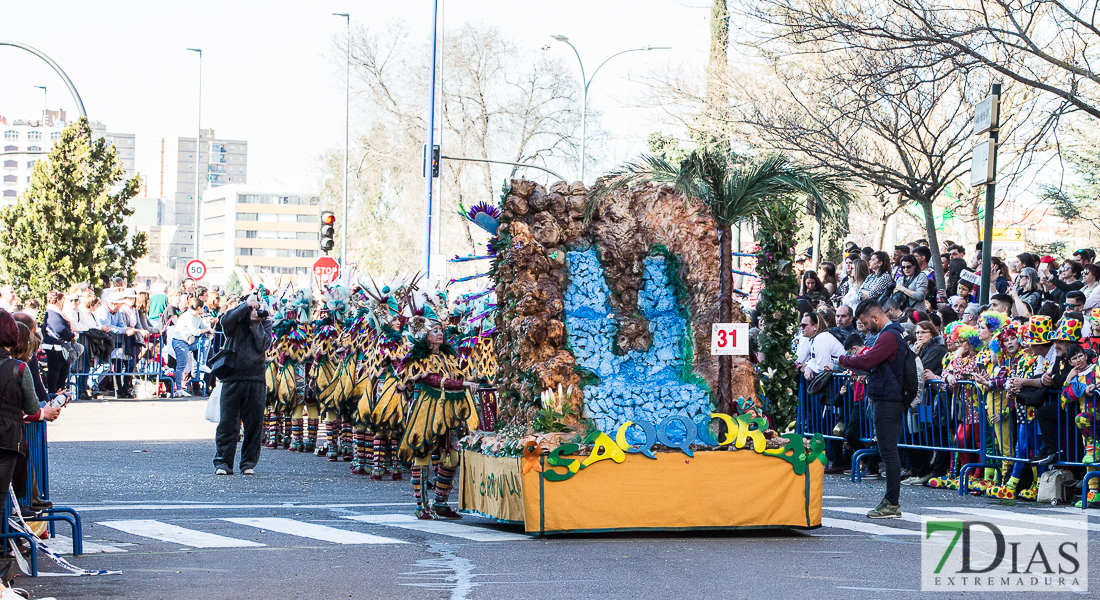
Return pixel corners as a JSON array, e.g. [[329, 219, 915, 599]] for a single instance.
[[313, 256, 340, 285], [971, 83, 1000, 305], [185, 259, 207, 281]]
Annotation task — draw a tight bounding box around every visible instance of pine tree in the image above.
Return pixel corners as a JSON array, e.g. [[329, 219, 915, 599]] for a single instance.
[[0, 117, 147, 299], [225, 271, 243, 297]]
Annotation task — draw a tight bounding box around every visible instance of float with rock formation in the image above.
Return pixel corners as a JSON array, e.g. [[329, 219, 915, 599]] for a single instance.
[[456, 176, 824, 535]]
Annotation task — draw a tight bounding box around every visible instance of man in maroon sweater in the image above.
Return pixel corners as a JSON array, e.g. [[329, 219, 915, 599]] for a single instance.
[[838, 300, 907, 519]]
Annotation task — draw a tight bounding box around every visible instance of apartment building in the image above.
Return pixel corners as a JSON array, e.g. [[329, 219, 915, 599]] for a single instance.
[[198, 184, 320, 285], [167, 129, 248, 268], [1, 111, 136, 205]]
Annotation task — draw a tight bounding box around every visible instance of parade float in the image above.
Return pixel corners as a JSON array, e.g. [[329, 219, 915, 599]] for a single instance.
[[456, 177, 824, 535]]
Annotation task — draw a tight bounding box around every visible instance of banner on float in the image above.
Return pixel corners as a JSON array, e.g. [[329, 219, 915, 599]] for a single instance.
[[459, 452, 525, 524]]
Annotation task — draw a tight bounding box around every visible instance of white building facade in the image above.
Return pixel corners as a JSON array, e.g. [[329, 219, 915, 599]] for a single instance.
[[199, 185, 321, 286]]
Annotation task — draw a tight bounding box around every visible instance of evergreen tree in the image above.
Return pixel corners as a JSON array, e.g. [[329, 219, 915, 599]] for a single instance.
[[225, 271, 243, 297], [0, 118, 147, 299]]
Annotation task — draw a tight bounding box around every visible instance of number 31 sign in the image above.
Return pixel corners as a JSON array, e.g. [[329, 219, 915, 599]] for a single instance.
[[711, 323, 749, 356]]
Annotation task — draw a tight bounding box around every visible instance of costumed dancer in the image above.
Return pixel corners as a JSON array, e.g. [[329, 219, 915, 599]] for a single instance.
[[927, 323, 983, 490], [455, 289, 498, 427], [397, 312, 481, 520], [983, 320, 1041, 499], [970, 311, 1012, 492], [343, 289, 377, 474], [1087, 308, 1100, 354], [275, 293, 314, 452], [366, 277, 414, 480], [311, 286, 352, 461]]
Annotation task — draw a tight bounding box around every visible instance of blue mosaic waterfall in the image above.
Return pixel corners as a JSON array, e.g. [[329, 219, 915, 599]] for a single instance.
[[563, 249, 711, 435]]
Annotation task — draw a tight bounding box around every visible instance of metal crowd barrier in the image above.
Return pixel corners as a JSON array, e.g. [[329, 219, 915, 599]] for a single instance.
[[63, 331, 224, 398], [799, 374, 1100, 509], [1, 422, 84, 575], [798, 376, 992, 484]]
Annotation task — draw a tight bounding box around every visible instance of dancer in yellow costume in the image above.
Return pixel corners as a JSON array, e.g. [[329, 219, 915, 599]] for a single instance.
[[398, 318, 480, 520], [366, 293, 411, 480]]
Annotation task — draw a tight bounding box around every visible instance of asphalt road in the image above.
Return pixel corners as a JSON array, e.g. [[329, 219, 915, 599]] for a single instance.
[[14, 412, 1100, 599]]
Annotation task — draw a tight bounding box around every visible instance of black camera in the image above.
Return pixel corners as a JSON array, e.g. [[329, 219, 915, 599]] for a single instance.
[[257, 309, 269, 319]]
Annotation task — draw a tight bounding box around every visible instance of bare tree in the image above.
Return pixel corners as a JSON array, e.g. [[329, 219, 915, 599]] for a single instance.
[[746, 0, 1100, 121], [322, 22, 582, 275], [715, 0, 1057, 287]]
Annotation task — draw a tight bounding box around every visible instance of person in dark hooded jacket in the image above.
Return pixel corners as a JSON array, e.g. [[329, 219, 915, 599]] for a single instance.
[[212, 295, 273, 475]]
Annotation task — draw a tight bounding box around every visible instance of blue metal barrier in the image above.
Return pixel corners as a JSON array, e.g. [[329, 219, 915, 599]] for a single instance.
[[64, 330, 223, 398], [802, 373, 1100, 508], [22, 422, 81, 555], [1, 493, 37, 576], [798, 377, 989, 485]]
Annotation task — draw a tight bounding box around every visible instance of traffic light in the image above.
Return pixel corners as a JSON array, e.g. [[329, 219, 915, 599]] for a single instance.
[[320, 211, 336, 253]]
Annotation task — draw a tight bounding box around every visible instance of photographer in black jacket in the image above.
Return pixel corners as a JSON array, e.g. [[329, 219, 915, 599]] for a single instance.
[[212, 294, 273, 476]]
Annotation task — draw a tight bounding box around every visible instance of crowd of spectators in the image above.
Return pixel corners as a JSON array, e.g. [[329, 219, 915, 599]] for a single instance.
[[791, 239, 1100, 514], [0, 276, 237, 400]]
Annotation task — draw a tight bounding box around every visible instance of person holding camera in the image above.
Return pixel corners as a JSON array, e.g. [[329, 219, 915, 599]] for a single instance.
[[213, 294, 273, 475]]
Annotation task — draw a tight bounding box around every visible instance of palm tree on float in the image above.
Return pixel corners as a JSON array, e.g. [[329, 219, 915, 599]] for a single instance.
[[586, 147, 853, 416]]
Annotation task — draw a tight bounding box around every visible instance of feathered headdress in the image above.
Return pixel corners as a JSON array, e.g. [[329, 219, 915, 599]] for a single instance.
[[461, 201, 502, 236]]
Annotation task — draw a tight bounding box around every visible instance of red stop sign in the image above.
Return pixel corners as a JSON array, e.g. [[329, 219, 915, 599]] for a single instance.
[[312, 256, 340, 284]]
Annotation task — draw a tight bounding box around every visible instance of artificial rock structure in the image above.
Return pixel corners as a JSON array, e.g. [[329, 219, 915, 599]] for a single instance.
[[492, 178, 754, 436]]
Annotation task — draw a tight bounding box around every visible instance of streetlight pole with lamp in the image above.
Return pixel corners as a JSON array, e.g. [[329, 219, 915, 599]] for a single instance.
[[549, 35, 670, 183], [187, 47, 203, 262], [333, 12, 350, 283]]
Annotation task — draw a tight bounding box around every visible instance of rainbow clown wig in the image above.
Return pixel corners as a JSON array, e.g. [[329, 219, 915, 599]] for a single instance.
[[978, 311, 1009, 353], [950, 323, 983, 351]]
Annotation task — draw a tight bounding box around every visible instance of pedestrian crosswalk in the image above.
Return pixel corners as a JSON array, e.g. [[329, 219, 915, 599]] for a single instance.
[[819, 506, 1096, 537], [221, 517, 407, 545], [39, 506, 1099, 556], [343, 514, 529, 542], [97, 519, 267, 548], [65, 513, 528, 555]]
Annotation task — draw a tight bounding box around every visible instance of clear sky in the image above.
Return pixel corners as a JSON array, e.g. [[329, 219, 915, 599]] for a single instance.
[[3, 0, 712, 196]]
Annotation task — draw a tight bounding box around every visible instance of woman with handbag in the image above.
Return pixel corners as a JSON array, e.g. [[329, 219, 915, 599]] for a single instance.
[[212, 294, 273, 475]]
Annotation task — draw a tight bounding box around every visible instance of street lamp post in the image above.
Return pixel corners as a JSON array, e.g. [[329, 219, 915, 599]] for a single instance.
[[550, 35, 670, 183], [333, 12, 350, 284], [33, 86, 46, 125], [187, 48, 202, 262]]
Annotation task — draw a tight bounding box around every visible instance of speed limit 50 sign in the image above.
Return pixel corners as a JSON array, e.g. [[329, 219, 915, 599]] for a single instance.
[[710, 323, 749, 356], [185, 259, 207, 280]]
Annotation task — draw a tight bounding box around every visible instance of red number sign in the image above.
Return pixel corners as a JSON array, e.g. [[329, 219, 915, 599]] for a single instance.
[[711, 323, 749, 356]]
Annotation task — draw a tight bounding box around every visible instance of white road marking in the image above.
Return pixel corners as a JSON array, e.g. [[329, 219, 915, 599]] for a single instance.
[[222, 517, 406, 545], [73, 502, 415, 512], [97, 520, 266, 548], [825, 507, 1058, 536], [927, 507, 1100, 532], [819, 517, 921, 536], [48, 535, 127, 554], [344, 514, 529, 542]]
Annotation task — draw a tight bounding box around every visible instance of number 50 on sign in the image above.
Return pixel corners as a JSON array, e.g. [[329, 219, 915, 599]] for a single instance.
[[711, 323, 749, 356]]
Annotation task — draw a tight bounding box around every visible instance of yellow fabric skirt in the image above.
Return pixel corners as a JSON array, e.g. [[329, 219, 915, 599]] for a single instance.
[[368, 374, 407, 435], [398, 387, 478, 461]]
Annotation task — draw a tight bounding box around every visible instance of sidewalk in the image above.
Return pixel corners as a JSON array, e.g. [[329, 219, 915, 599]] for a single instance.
[[48, 398, 217, 442]]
